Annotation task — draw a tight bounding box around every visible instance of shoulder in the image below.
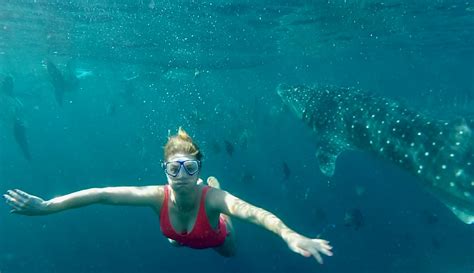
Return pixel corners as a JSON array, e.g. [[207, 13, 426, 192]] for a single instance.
[[205, 186, 235, 212], [131, 185, 166, 203], [140, 185, 165, 211], [147, 185, 165, 200]]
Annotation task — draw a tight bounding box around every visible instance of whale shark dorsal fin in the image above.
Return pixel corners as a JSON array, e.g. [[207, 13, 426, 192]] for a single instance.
[[315, 138, 347, 177]]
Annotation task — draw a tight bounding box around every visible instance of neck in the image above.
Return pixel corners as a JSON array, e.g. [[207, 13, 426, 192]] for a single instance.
[[169, 185, 200, 211]]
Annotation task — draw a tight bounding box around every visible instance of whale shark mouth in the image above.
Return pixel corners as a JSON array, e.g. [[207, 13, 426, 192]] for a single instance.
[[277, 84, 474, 224]]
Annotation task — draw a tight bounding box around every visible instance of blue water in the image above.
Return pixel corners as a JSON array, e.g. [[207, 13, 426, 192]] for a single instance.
[[1, 1, 473, 272]]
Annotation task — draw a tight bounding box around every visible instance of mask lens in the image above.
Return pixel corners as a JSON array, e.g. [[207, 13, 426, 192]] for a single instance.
[[166, 162, 181, 176], [183, 160, 199, 174]]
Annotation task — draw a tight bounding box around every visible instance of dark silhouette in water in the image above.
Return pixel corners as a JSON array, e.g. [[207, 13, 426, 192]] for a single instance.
[[420, 209, 439, 225], [241, 172, 256, 184], [344, 208, 364, 230], [13, 118, 31, 161], [1, 76, 31, 161], [312, 207, 328, 224], [431, 237, 441, 249], [209, 139, 222, 154], [121, 80, 137, 105], [2, 75, 14, 97], [282, 162, 291, 180], [46, 60, 78, 106], [224, 140, 234, 156]]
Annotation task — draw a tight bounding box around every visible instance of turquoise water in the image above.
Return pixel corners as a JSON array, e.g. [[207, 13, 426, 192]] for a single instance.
[[1, 1, 473, 272]]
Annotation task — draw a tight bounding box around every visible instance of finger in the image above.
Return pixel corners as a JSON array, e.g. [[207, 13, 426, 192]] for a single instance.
[[4, 194, 18, 205], [3, 194, 12, 201], [313, 239, 332, 249], [319, 247, 333, 256], [7, 190, 26, 203], [10, 207, 23, 213], [321, 243, 333, 250], [4, 194, 26, 209], [314, 239, 330, 244], [6, 200, 22, 211], [294, 246, 311, 257], [300, 249, 311, 257], [312, 250, 323, 264], [13, 189, 30, 199], [4, 198, 25, 212]]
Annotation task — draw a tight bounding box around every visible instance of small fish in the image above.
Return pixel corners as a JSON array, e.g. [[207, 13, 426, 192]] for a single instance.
[[209, 139, 221, 154], [344, 208, 364, 230], [431, 237, 441, 249], [312, 207, 328, 224], [282, 162, 291, 180], [420, 209, 439, 225], [224, 140, 234, 156], [241, 172, 256, 184]]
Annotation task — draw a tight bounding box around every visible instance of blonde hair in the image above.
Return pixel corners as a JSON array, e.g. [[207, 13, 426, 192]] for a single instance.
[[164, 127, 202, 161]]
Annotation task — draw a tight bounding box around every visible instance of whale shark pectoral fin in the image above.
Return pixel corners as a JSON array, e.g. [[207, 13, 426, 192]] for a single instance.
[[316, 140, 346, 177], [446, 205, 474, 224], [316, 148, 337, 176]]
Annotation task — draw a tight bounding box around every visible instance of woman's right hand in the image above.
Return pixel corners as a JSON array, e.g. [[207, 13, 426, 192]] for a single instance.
[[3, 189, 49, 215]]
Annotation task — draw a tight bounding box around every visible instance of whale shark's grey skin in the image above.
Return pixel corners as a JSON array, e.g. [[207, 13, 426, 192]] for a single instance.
[[277, 84, 474, 224]]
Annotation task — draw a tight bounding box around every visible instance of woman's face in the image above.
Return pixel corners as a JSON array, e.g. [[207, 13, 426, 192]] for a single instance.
[[164, 153, 200, 190]]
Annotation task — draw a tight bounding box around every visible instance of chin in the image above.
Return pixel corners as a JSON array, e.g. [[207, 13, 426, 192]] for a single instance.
[[170, 181, 190, 188]]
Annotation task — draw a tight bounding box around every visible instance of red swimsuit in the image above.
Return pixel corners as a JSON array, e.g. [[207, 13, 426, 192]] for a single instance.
[[160, 185, 228, 249]]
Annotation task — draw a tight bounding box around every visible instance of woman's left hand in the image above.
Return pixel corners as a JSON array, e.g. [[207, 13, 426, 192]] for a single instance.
[[286, 233, 333, 264]]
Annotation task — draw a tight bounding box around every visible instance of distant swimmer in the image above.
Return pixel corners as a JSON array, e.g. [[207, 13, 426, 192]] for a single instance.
[[0, 75, 31, 161], [4, 128, 333, 263], [45, 60, 79, 106]]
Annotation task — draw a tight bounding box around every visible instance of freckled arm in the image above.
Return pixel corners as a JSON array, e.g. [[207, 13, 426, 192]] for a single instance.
[[215, 191, 299, 242], [212, 189, 333, 263]]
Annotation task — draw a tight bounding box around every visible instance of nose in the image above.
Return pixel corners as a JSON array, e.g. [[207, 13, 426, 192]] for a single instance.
[[175, 165, 187, 178]]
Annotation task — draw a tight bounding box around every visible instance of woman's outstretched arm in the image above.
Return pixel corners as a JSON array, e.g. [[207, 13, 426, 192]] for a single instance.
[[3, 186, 162, 216], [208, 188, 333, 264]]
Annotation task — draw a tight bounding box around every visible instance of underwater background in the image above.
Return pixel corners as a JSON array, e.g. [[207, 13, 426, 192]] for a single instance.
[[0, 0, 473, 272]]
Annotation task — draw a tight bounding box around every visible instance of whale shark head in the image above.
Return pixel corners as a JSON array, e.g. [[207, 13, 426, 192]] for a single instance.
[[277, 84, 311, 119]]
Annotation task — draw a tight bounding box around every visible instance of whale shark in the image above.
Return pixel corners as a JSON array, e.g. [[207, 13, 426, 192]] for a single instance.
[[277, 84, 474, 224]]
